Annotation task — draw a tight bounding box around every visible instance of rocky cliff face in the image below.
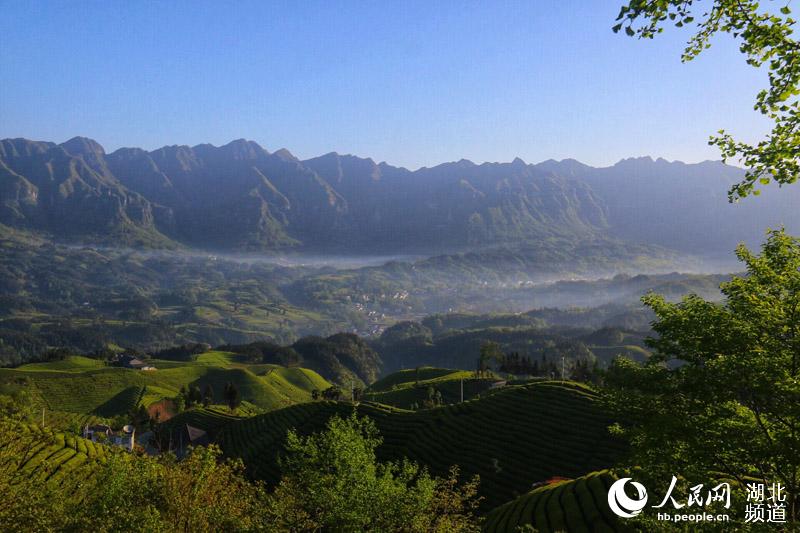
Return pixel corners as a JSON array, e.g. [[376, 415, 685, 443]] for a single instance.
[[3, 136, 796, 254], [0, 137, 608, 251]]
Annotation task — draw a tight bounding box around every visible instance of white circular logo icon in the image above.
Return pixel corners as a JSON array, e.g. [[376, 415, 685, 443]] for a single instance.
[[607, 477, 648, 518]]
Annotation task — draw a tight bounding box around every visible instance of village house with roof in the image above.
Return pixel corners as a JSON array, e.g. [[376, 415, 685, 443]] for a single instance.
[[114, 354, 156, 371], [83, 424, 136, 451]]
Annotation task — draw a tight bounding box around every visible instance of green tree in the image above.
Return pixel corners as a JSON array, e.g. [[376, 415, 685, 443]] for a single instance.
[[478, 341, 502, 377], [223, 382, 241, 411], [322, 385, 343, 401], [352, 386, 364, 402], [174, 392, 185, 413], [267, 413, 481, 532], [604, 229, 800, 523], [71, 445, 268, 532], [202, 383, 214, 407], [130, 404, 150, 430], [614, 0, 800, 200], [189, 384, 202, 406]]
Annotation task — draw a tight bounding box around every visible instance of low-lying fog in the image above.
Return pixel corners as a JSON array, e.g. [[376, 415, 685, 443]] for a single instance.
[[71, 242, 743, 280]]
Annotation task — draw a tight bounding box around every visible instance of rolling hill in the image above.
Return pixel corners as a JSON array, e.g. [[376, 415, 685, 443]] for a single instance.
[[218, 381, 626, 509], [0, 353, 331, 418]]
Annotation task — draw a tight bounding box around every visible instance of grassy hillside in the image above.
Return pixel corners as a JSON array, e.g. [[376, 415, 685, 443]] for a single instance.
[[369, 367, 465, 389], [365, 367, 504, 408], [483, 470, 628, 533], [16, 355, 108, 372], [0, 352, 332, 418], [219, 381, 625, 509]]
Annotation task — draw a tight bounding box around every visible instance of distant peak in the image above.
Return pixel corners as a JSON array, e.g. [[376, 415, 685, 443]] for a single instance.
[[224, 138, 261, 149], [535, 157, 589, 167], [511, 157, 527, 166], [532, 158, 592, 177], [60, 136, 105, 156], [273, 148, 297, 162], [220, 138, 266, 160], [108, 146, 148, 158], [618, 156, 653, 164]]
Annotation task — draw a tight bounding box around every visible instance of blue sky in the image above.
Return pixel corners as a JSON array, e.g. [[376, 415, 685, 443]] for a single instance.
[[0, 0, 768, 169]]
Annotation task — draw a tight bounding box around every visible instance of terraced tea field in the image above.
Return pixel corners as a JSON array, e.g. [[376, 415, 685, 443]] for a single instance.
[[483, 470, 629, 532], [40, 411, 115, 433], [219, 381, 625, 509], [0, 422, 113, 489]]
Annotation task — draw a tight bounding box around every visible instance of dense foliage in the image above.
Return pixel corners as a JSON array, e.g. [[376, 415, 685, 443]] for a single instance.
[[373, 315, 650, 376], [267, 413, 481, 532], [0, 413, 481, 532], [605, 229, 800, 523]]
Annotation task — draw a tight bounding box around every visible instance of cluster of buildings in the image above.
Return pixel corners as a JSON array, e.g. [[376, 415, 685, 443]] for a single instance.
[[82, 422, 211, 455]]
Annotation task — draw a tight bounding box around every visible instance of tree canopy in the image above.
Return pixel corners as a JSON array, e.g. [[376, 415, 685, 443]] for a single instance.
[[604, 229, 800, 523], [268, 413, 481, 532]]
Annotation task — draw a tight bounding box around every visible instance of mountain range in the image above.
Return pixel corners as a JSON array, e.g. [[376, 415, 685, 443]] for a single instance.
[[2, 137, 798, 255]]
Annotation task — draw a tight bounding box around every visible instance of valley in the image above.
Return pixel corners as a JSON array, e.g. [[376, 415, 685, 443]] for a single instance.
[[0, 349, 628, 530], [1, 139, 797, 531], [4, 0, 800, 527]]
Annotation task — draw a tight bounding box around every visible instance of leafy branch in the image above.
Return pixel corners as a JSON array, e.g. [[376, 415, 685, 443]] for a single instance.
[[614, 0, 800, 200]]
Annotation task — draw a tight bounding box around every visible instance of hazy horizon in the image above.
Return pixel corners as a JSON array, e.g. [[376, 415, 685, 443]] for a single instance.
[[3, 134, 743, 173], [1, 1, 769, 169]]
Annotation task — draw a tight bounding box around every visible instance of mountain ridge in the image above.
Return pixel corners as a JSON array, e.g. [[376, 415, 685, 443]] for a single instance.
[[2, 137, 797, 255]]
